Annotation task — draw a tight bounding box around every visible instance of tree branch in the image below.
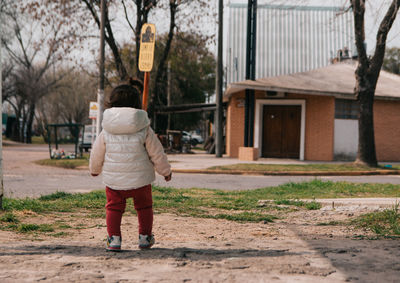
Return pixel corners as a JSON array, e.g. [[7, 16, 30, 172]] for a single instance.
[[154, 0, 177, 93], [82, 0, 100, 29], [2, 40, 29, 67], [122, 0, 135, 33], [13, 16, 32, 69], [351, 0, 369, 67], [103, 4, 128, 80], [37, 24, 62, 81], [369, 0, 400, 81]]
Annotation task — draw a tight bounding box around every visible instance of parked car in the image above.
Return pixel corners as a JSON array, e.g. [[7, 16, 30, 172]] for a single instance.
[[190, 131, 204, 145], [181, 131, 204, 146], [80, 125, 96, 152]]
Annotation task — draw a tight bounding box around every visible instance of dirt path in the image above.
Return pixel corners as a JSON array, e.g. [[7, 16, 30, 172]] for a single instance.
[[1, 206, 399, 282], [2, 143, 400, 282]]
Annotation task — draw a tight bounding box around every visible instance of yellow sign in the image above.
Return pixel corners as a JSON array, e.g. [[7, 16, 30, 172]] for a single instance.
[[139, 23, 156, 72], [89, 102, 98, 119]]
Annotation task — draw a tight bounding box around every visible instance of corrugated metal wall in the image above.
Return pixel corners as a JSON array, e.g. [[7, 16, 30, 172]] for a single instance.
[[226, 4, 354, 84]]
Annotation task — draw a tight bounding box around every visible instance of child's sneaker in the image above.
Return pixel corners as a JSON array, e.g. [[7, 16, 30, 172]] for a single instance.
[[106, 235, 121, 252], [138, 234, 155, 249]]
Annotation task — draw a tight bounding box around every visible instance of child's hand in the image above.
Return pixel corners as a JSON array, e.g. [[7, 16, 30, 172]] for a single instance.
[[164, 173, 172, 182]]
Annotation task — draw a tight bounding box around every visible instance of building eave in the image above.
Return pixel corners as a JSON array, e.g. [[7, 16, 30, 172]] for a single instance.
[[225, 62, 400, 102]]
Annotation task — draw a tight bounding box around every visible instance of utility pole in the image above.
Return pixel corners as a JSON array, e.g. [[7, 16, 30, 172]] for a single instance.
[[96, 0, 106, 136], [167, 61, 171, 131], [244, 0, 257, 147], [215, 0, 224, 158], [0, 17, 3, 210]]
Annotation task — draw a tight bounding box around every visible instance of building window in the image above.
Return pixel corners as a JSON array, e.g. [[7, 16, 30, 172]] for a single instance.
[[335, 99, 359, 119]]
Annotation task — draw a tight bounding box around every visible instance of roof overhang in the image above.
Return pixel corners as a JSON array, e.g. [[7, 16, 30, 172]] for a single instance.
[[225, 61, 400, 101]]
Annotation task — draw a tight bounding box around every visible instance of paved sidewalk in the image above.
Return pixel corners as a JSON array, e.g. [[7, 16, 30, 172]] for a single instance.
[[168, 152, 317, 170], [168, 152, 400, 176]]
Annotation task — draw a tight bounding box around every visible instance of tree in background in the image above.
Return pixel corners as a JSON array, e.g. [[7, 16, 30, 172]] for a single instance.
[[36, 69, 97, 138], [69, 0, 213, 111], [1, 1, 85, 143], [383, 47, 400, 74], [351, 0, 400, 167], [150, 0, 213, 123], [154, 32, 216, 132], [2, 0, 215, 142], [108, 31, 215, 132]]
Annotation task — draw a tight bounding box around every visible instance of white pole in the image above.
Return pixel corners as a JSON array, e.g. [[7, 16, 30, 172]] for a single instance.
[[96, 0, 106, 137], [0, 17, 4, 209], [167, 61, 171, 131], [91, 118, 96, 145], [215, 0, 224, 157]]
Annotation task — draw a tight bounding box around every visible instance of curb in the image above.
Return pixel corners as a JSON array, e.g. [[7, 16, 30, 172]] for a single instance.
[[76, 166, 400, 176], [171, 169, 400, 176]]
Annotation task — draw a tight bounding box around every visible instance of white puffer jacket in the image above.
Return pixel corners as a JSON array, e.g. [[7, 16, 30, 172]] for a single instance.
[[89, 107, 171, 190]]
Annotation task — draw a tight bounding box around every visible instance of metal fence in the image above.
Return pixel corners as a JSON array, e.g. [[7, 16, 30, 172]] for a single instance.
[[226, 3, 354, 84]]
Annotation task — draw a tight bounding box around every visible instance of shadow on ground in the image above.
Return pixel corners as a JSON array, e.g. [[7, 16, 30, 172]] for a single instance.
[[0, 244, 299, 261], [289, 223, 400, 282]]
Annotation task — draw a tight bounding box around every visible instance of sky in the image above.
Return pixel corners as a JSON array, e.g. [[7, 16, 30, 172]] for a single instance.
[[16, 1, 400, 69], [110, 0, 400, 59]]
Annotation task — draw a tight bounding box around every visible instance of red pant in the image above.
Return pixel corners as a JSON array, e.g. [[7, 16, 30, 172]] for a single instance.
[[105, 185, 153, 237]]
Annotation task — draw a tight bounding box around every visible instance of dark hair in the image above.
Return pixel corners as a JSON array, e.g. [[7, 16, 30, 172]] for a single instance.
[[105, 78, 143, 109]]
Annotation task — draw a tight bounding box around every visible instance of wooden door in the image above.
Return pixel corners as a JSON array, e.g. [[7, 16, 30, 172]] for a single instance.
[[262, 105, 301, 158]]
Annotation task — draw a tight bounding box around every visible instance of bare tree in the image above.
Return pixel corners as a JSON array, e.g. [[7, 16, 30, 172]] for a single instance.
[[351, 0, 400, 167], [38, 70, 97, 126], [81, 0, 131, 80], [1, 1, 79, 142], [121, 0, 158, 80], [41, 0, 213, 120], [151, 0, 178, 113], [150, 0, 213, 121]]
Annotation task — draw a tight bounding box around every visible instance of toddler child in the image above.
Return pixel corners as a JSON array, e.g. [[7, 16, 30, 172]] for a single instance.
[[89, 80, 172, 251]]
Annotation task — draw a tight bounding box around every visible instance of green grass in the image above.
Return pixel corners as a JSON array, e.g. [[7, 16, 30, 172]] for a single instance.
[[317, 221, 342, 226], [305, 201, 322, 210], [273, 199, 321, 210], [17, 223, 54, 233], [3, 190, 106, 212], [2, 180, 400, 215], [0, 222, 55, 233], [214, 212, 276, 223], [35, 158, 89, 169], [3, 180, 400, 214], [0, 212, 20, 223], [2, 180, 400, 231], [31, 136, 46, 144], [208, 163, 400, 172], [352, 203, 400, 236]]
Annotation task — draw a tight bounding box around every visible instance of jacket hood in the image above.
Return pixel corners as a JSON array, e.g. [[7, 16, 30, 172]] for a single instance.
[[102, 107, 150, 135]]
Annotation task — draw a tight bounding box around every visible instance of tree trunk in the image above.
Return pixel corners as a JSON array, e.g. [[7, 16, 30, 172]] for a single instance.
[[104, 13, 128, 81], [25, 103, 36, 144], [82, 0, 128, 81], [135, 1, 144, 81], [350, 0, 400, 168], [356, 88, 377, 166]]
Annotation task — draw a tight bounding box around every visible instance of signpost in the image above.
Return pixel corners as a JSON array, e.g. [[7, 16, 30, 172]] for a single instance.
[[89, 102, 98, 145], [138, 23, 156, 111]]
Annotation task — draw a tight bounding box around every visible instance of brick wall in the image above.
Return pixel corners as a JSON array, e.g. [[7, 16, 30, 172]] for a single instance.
[[226, 91, 335, 160], [374, 100, 400, 161], [288, 94, 335, 161], [226, 93, 245, 157]]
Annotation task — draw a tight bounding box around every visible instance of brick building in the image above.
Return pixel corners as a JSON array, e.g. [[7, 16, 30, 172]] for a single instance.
[[224, 61, 400, 161]]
